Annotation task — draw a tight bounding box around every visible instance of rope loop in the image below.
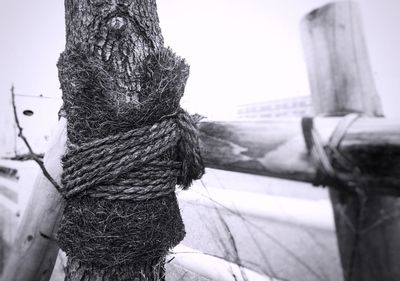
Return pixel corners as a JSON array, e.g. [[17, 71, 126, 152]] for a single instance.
[[302, 114, 362, 189]]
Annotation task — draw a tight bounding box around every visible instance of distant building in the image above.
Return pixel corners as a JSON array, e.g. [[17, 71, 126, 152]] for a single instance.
[[237, 96, 312, 119]]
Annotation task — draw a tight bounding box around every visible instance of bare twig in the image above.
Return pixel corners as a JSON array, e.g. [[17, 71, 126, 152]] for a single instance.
[[11, 85, 61, 191]]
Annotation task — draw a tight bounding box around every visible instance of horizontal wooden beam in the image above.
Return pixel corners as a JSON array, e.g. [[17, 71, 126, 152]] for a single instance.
[[199, 117, 400, 195]]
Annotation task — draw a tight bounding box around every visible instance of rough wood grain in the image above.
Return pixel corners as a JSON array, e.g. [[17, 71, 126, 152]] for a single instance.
[[198, 117, 400, 195], [301, 2, 400, 280], [200, 119, 312, 182], [0, 118, 66, 281], [60, 0, 166, 280], [64, 0, 163, 103], [301, 1, 383, 117]]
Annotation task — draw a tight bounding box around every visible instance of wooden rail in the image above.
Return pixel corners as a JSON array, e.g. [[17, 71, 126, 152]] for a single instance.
[[199, 117, 400, 195]]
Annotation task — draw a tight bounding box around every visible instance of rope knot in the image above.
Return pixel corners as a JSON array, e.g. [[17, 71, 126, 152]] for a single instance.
[[301, 114, 362, 190]]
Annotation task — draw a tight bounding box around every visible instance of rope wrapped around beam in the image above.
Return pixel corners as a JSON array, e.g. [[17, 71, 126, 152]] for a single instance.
[[301, 114, 363, 191], [57, 46, 204, 280]]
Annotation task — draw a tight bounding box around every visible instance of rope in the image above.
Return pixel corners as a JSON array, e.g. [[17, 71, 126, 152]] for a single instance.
[[301, 114, 361, 188], [56, 46, 205, 274], [60, 111, 201, 200]]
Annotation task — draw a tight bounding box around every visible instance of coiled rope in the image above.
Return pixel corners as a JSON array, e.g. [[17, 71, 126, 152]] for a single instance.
[[60, 111, 202, 200]]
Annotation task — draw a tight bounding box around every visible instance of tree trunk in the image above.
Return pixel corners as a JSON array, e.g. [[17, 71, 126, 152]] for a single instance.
[[58, 1, 190, 280], [63, 0, 164, 107]]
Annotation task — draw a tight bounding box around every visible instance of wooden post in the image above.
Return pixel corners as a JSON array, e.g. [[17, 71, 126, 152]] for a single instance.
[[301, 2, 400, 280], [1, 118, 66, 281]]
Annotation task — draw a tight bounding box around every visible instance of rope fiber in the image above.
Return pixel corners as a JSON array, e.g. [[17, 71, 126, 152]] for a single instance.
[[57, 46, 204, 278], [60, 113, 201, 200]]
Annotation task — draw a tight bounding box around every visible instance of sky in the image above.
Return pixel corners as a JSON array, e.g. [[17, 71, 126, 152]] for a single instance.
[[0, 0, 400, 120]]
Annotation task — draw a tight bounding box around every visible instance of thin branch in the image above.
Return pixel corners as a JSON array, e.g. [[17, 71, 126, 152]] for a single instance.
[[11, 85, 61, 191]]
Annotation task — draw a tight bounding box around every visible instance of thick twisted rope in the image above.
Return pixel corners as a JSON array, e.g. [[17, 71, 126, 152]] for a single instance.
[[60, 111, 202, 200]]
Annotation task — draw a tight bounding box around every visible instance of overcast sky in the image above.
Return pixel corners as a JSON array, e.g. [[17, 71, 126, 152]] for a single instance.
[[1, 0, 399, 119]]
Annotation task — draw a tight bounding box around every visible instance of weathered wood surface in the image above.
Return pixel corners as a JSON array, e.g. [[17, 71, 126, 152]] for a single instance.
[[199, 117, 400, 195], [301, 1, 382, 117], [301, 2, 400, 281], [200, 119, 311, 181], [0, 118, 66, 281]]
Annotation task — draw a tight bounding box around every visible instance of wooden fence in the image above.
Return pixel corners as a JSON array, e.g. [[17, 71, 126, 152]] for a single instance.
[[1, 2, 399, 281]]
